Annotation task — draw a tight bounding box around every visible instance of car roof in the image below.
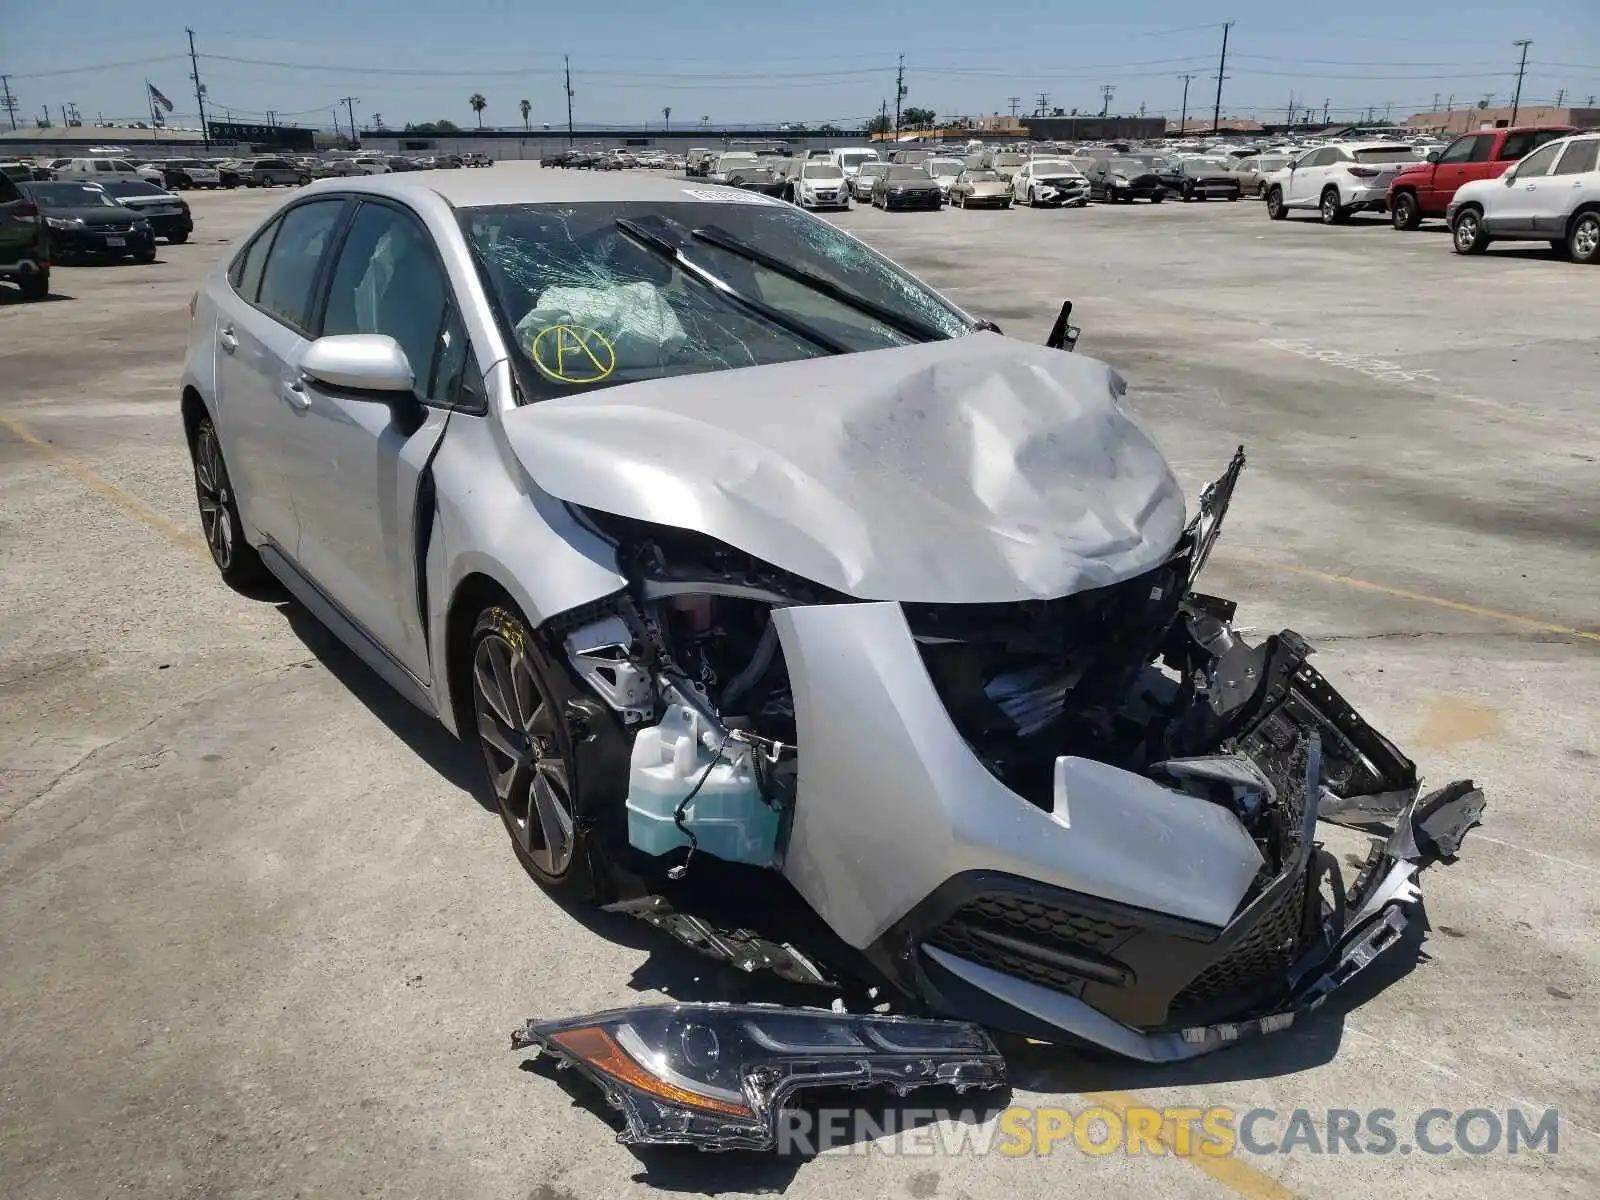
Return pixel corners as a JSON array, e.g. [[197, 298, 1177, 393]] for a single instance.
[[293, 166, 790, 209]]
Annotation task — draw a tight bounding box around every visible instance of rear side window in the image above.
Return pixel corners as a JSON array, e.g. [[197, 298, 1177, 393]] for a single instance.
[[255, 200, 346, 332], [1552, 140, 1599, 177], [229, 216, 281, 300], [93, 160, 114, 172], [0, 174, 20, 203]]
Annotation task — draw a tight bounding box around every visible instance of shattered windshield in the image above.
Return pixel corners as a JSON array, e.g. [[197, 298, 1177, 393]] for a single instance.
[[460, 201, 973, 401]]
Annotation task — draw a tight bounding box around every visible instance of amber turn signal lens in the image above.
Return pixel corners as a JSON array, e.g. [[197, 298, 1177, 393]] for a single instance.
[[549, 1026, 753, 1117]]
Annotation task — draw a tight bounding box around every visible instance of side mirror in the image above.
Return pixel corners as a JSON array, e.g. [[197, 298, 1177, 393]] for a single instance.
[[1044, 300, 1080, 352], [1426, 151, 1440, 163], [300, 333, 416, 394], [1504, 172, 1518, 186]]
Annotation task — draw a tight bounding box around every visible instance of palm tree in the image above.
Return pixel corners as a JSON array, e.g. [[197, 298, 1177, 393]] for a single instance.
[[662, 105, 671, 133], [469, 93, 487, 129], [520, 99, 531, 129]]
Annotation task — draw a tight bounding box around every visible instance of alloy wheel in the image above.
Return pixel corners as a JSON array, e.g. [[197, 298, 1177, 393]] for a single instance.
[[1572, 214, 1599, 262], [193, 424, 234, 570], [473, 628, 575, 878], [1454, 212, 1480, 252]]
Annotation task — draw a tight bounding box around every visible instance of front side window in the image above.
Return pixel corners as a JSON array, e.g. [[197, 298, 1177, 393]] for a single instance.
[[1511, 142, 1563, 180], [321, 201, 448, 395], [1552, 139, 1599, 176], [461, 200, 972, 403], [255, 200, 346, 332]]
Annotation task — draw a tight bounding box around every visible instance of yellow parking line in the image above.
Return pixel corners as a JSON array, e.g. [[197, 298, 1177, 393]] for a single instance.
[[1217, 551, 1600, 643], [1, 416, 208, 558], [1083, 1090, 1304, 1200]]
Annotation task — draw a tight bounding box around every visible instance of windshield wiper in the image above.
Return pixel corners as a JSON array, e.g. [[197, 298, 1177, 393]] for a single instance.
[[689, 224, 950, 345], [613, 217, 849, 355]]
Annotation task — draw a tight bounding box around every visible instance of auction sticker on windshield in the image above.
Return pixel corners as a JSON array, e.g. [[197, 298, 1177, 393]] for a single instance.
[[681, 187, 781, 205], [529, 325, 616, 384]]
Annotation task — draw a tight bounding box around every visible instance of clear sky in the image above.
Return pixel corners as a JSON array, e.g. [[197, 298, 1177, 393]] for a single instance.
[[4, 2, 1597, 132]]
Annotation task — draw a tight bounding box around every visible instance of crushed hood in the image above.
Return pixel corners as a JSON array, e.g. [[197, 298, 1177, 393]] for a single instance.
[[501, 334, 1186, 603]]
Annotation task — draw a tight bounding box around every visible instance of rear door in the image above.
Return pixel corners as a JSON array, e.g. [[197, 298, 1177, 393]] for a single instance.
[[1539, 138, 1600, 233], [275, 197, 471, 681], [0, 172, 38, 265], [213, 198, 349, 549]]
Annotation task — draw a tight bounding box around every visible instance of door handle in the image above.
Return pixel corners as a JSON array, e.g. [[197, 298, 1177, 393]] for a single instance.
[[281, 376, 312, 410], [218, 325, 238, 353]]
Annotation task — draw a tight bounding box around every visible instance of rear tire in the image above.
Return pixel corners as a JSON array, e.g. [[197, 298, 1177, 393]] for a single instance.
[[1391, 191, 1422, 231], [1150, 192, 1163, 204], [1568, 211, 1600, 264], [19, 268, 49, 300], [1320, 187, 1349, 224], [168, 232, 189, 245], [191, 417, 268, 589], [1267, 187, 1287, 219], [1450, 205, 1489, 254]]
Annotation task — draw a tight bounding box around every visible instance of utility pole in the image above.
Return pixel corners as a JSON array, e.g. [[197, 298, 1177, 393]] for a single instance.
[[1211, 20, 1233, 135], [1323, 98, 1330, 124], [1008, 96, 1021, 119], [1384, 100, 1393, 122], [1446, 93, 1455, 111], [894, 53, 906, 140], [186, 26, 210, 148], [1286, 93, 1296, 127], [879, 97, 888, 138], [339, 97, 358, 144], [1139, 101, 1146, 119], [564, 55, 574, 147], [1099, 84, 1115, 118], [1554, 88, 1565, 107], [2, 75, 19, 132], [1177, 73, 1195, 133], [1510, 39, 1532, 124]]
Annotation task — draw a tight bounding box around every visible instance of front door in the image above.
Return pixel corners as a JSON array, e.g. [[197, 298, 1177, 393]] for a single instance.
[[276, 198, 467, 683], [1286, 149, 1332, 205], [1489, 141, 1564, 233]]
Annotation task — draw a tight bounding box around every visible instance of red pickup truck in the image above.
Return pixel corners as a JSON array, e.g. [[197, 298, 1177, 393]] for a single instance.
[[1389, 126, 1575, 229]]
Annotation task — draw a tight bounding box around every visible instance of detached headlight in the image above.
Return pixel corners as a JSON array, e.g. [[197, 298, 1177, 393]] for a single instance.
[[514, 1003, 1005, 1151], [45, 216, 84, 230]]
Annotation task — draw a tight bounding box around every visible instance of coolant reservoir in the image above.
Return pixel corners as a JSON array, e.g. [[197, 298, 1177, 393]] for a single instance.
[[626, 701, 780, 866]]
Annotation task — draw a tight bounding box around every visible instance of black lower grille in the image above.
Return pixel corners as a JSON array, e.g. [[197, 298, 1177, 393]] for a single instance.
[[1170, 875, 1304, 1011], [926, 893, 1141, 997]]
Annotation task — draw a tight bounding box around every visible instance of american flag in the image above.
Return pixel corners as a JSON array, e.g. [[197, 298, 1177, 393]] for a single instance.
[[148, 83, 175, 113]]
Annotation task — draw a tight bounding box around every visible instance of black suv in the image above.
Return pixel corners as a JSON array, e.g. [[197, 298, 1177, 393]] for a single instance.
[[0, 171, 50, 299]]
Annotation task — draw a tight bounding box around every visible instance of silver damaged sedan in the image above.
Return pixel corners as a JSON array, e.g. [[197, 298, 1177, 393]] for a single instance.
[[181, 169, 1484, 1148]]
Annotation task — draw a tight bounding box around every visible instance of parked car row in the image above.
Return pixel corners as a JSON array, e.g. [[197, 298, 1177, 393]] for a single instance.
[[1257, 129, 1599, 264], [0, 171, 204, 300]]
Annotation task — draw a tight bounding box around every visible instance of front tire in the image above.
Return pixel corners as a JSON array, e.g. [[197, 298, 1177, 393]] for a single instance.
[[191, 418, 268, 589], [1451, 206, 1489, 254], [1391, 191, 1422, 231], [469, 605, 591, 898], [1568, 211, 1600, 264], [168, 232, 189, 245], [1267, 187, 1287, 220], [1150, 192, 1163, 204]]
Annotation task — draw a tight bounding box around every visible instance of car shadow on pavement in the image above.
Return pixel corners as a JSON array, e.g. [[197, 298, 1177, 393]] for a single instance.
[[0, 286, 71, 304], [274, 593, 489, 806]]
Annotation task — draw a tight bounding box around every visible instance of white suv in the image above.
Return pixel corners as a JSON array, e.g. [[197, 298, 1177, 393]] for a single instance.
[[1264, 143, 1421, 224], [1448, 133, 1600, 264]]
